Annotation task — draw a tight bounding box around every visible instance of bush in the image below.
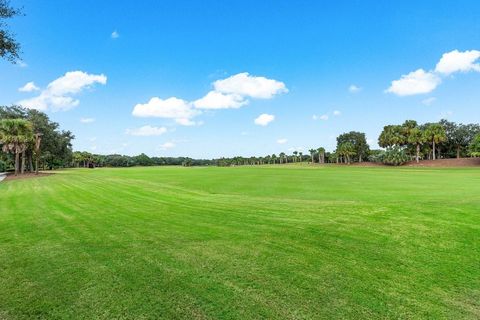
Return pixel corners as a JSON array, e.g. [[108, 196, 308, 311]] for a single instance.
[[0, 160, 6, 173], [382, 147, 409, 166]]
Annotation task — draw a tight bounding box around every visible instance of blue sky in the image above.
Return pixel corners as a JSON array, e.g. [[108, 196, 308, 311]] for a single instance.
[[1, 0, 480, 158]]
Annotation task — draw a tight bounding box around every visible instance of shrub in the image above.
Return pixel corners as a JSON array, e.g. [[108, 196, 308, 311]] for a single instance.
[[0, 160, 6, 173], [382, 147, 409, 166]]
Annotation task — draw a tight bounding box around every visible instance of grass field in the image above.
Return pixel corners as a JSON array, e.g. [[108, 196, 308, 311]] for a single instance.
[[1, 166, 479, 319]]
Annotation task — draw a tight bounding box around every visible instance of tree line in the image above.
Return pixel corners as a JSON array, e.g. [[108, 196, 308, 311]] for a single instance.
[[206, 119, 480, 167], [71, 152, 212, 168], [2, 104, 480, 172]]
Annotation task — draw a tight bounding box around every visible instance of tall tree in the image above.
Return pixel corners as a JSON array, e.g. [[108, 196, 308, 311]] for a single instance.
[[407, 127, 426, 163], [317, 147, 325, 164], [0, 0, 22, 62], [0, 118, 33, 175], [309, 149, 316, 164], [279, 152, 285, 164], [423, 123, 447, 160]]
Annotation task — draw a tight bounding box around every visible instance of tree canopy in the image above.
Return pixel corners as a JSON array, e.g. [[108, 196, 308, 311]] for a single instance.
[[0, 0, 22, 62]]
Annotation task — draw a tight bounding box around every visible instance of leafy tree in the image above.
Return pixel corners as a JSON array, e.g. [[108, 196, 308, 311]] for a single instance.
[[469, 134, 480, 157], [337, 131, 369, 162], [0, 0, 22, 62], [378, 125, 405, 148], [423, 123, 447, 160], [439, 119, 480, 158], [1, 106, 74, 170]]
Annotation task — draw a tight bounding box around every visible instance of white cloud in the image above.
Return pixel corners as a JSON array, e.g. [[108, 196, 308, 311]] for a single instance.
[[18, 71, 107, 111], [313, 114, 328, 121], [111, 30, 120, 39], [348, 84, 361, 93], [387, 49, 480, 96], [80, 117, 95, 124], [17, 61, 28, 68], [254, 113, 275, 126], [435, 50, 480, 75], [422, 97, 436, 106], [288, 146, 304, 152], [125, 125, 167, 136], [333, 110, 341, 116], [277, 138, 288, 144], [439, 110, 453, 119], [386, 69, 441, 96], [18, 81, 39, 92], [193, 91, 247, 109], [159, 141, 175, 150], [132, 72, 287, 125], [132, 97, 200, 126], [214, 72, 288, 99]]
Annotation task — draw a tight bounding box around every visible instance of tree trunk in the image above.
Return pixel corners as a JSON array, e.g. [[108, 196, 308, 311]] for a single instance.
[[14, 151, 20, 176], [432, 139, 436, 160], [21, 150, 26, 174], [28, 154, 33, 173], [416, 144, 420, 163], [456, 146, 460, 159]]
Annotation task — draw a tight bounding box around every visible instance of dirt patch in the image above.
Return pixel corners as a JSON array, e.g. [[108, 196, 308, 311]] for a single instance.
[[350, 158, 480, 167], [3, 172, 53, 181], [405, 158, 480, 167], [350, 162, 385, 167]]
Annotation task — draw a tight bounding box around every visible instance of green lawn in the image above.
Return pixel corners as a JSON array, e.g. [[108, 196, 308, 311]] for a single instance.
[[1, 166, 479, 319]]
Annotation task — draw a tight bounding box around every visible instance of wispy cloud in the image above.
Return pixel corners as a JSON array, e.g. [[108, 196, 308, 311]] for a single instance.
[[80, 117, 95, 124], [348, 84, 361, 93], [125, 125, 167, 136]]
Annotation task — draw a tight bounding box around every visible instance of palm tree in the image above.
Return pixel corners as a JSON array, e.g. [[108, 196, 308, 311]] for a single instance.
[[317, 147, 325, 164], [0, 119, 34, 175], [309, 149, 316, 164], [407, 127, 426, 163], [424, 123, 447, 160], [299, 152, 303, 162], [271, 154, 277, 164], [337, 142, 356, 164], [279, 152, 285, 164], [293, 151, 298, 162]]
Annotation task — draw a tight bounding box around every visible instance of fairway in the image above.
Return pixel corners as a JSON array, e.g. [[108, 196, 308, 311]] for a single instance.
[[1, 166, 479, 319]]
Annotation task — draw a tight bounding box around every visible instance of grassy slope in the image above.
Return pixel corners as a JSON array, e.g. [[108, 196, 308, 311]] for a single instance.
[[0, 166, 479, 319]]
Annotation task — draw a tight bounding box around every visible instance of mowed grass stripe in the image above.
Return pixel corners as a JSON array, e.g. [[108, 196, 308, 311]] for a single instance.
[[1, 166, 479, 319]]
